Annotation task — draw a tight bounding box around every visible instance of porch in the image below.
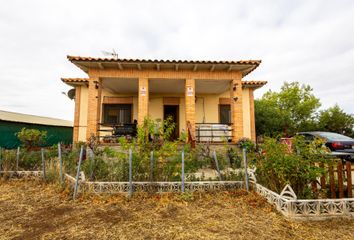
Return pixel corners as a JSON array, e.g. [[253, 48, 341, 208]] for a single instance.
[[95, 78, 237, 143]]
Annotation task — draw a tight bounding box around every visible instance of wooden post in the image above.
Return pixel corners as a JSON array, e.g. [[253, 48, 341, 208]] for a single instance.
[[58, 143, 63, 183], [149, 151, 154, 182], [337, 161, 344, 198], [242, 148, 249, 191], [181, 150, 185, 193], [73, 146, 84, 200], [128, 148, 133, 198], [329, 165, 336, 198], [41, 148, 46, 181], [346, 161, 352, 198], [16, 147, 20, 171]]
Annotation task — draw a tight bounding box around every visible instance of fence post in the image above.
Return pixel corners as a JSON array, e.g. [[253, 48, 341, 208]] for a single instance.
[[58, 143, 63, 183], [181, 150, 185, 193], [150, 151, 154, 182], [73, 145, 84, 200], [128, 148, 133, 198], [346, 161, 352, 198], [242, 148, 249, 191], [213, 150, 222, 181], [16, 146, 20, 171], [337, 161, 344, 198], [41, 148, 46, 181]]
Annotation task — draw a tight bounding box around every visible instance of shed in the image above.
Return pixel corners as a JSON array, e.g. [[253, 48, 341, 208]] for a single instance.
[[0, 110, 73, 149]]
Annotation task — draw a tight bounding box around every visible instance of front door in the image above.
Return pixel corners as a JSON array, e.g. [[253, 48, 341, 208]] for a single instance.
[[163, 105, 179, 140]]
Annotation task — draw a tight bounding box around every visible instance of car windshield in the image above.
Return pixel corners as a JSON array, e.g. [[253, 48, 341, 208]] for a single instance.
[[316, 132, 353, 141]]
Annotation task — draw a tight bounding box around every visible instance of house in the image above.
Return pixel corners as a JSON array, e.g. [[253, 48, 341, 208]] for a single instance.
[[62, 55, 266, 144], [0, 110, 73, 149]]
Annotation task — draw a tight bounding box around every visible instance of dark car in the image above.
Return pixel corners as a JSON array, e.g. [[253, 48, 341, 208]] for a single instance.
[[297, 131, 354, 159]]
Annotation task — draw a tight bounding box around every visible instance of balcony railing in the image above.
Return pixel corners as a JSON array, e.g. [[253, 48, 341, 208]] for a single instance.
[[195, 123, 233, 143]]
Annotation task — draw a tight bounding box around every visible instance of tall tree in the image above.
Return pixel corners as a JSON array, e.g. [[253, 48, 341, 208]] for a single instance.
[[317, 104, 354, 137], [255, 82, 321, 137]]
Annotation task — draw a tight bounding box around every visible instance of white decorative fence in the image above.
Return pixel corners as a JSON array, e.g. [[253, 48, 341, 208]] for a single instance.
[[251, 173, 354, 220], [64, 173, 244, 193], [2, 170, 354, 220], [0, 171, 43, 178]]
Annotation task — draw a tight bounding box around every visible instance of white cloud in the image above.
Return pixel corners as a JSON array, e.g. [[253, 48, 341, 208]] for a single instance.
[[0, 0, 353, 121]]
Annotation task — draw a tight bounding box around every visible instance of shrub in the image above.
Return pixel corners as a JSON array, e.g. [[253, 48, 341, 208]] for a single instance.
[[226, 147, 242, 168], [16, 128, 47, 150], [254, 136, 330, 199], [236, 137, 255, 152]]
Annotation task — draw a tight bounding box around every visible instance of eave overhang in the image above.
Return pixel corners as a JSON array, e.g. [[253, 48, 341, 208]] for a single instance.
[[66, 55, 262, 77]]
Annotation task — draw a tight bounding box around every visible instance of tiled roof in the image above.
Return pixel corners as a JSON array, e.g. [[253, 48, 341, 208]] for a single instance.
[[61, 78, 267, 88], [242, 80, 267, 86], [67, 55, 261, 65], [61, 78, 88, 83]]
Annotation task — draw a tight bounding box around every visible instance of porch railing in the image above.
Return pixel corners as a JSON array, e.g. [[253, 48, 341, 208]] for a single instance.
[[195, 123, 233, 143]]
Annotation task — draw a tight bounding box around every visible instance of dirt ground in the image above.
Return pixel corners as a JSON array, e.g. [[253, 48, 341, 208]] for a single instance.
[[0, 180, 353, 240]]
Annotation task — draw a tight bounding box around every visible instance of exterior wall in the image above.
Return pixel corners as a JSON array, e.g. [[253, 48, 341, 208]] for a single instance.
[[86, 77, 101, 140], [78, 86, 88, 142], [148, 97, 163, 121], [73, 86, 81, 142], [242, 88, 252, 139], [249, 89, 256, 141]]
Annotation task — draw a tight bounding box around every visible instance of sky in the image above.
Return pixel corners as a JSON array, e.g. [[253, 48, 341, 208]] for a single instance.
[[0, 0, 353, 121]]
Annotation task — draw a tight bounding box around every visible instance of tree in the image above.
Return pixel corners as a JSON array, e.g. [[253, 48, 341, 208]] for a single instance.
[[317, 104, 354, 137], [255, 82, 321, 137], [254, 99, 287, 137]]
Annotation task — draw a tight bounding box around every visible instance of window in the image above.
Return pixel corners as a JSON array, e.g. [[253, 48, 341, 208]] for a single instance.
[[219, 105, 231, 124], [103, 104, 132, 124]]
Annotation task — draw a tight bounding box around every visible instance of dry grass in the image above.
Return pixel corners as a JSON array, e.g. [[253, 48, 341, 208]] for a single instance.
[[0, 179, 353, 240]]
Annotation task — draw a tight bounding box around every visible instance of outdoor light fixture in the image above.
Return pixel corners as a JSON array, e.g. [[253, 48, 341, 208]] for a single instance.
[[233, 83, 238, 91], [94, 80, 99, 89], [233, 96, 238, 102]]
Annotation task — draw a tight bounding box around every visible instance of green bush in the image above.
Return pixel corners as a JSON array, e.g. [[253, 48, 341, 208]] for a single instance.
[[254, 136, 330, 199], [16, 128, 47, 150], [236, 137, 255, 152]]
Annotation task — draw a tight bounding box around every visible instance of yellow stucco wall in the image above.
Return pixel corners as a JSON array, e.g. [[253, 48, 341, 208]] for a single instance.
[[78, 86, 88, 142], [148, 94, 186, 133], [148, 97, 163, 121]]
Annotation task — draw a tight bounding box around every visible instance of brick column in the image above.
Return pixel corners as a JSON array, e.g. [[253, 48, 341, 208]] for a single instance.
[[230, 73, 243, 143], [86, 77, 101, 140], [73, 86, 81, 143], [185, 78, 196, 133], [138, 78, 149, 125]]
